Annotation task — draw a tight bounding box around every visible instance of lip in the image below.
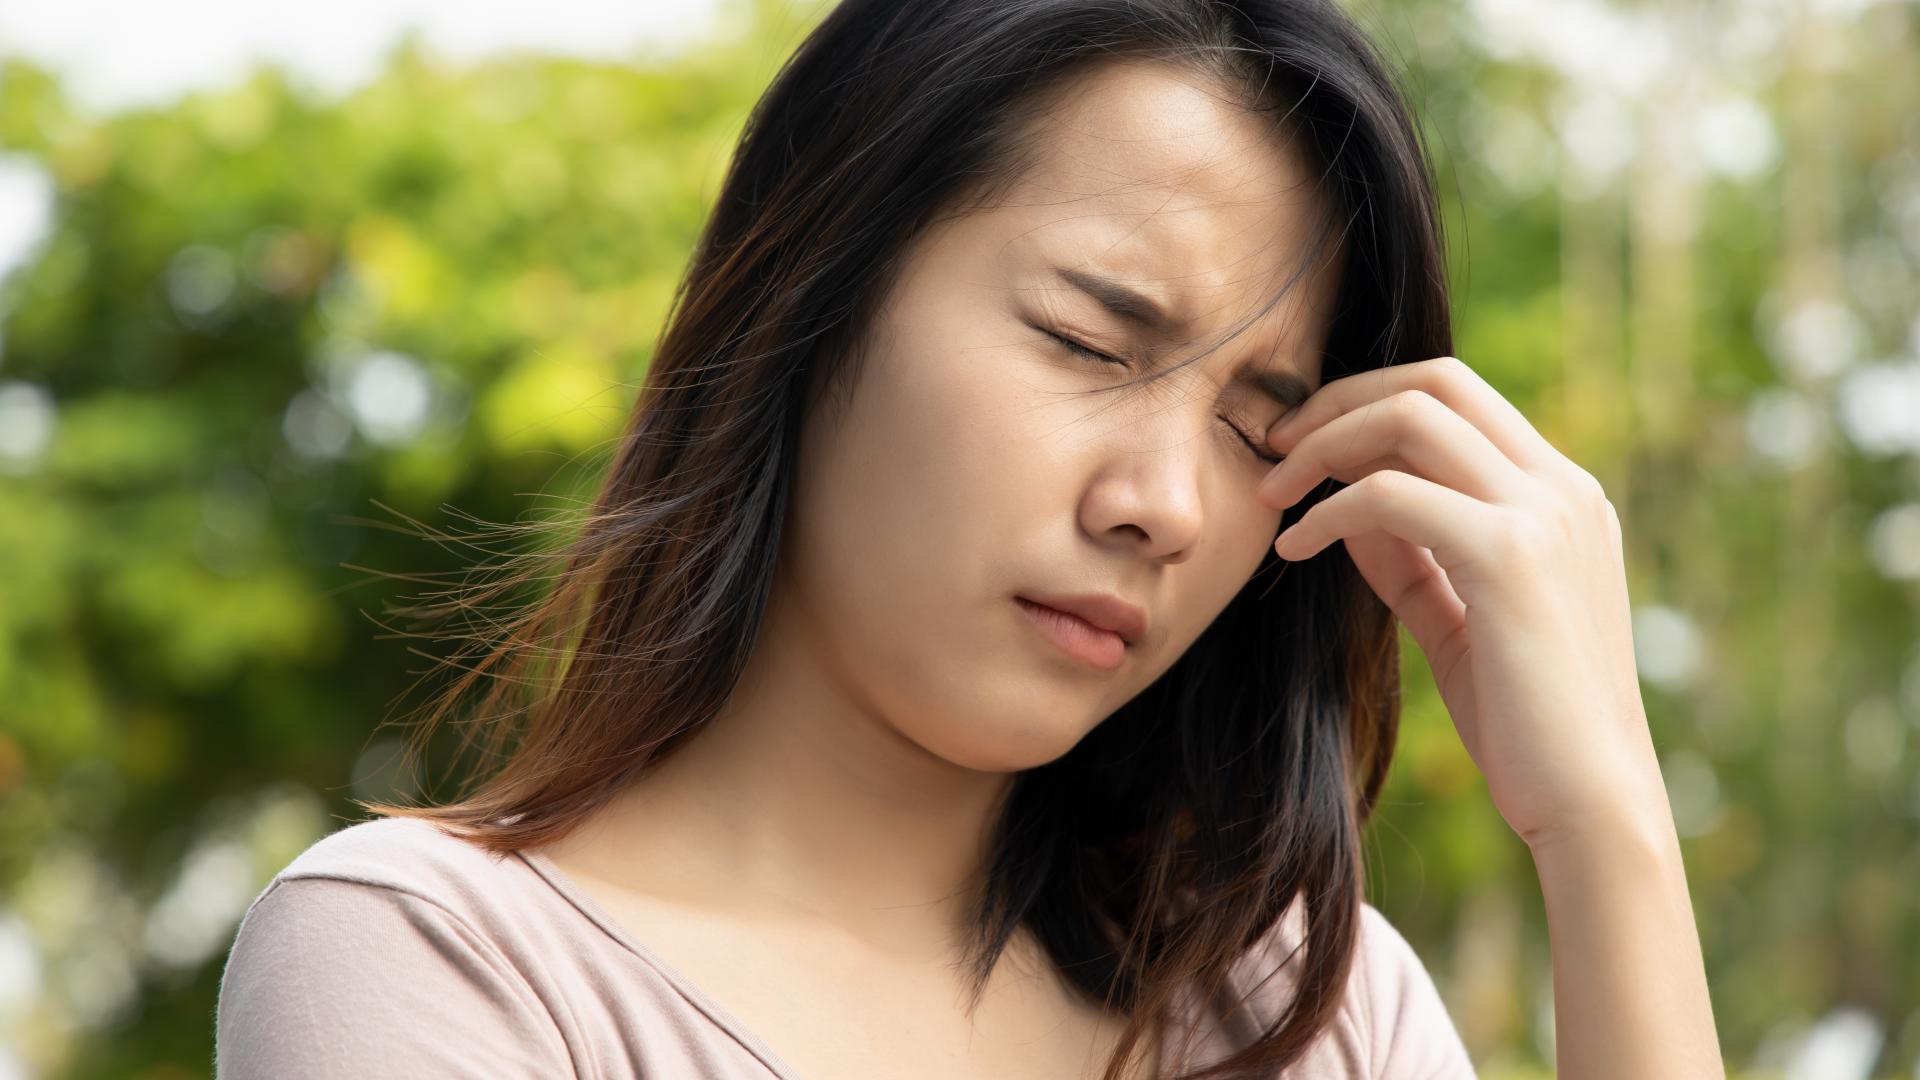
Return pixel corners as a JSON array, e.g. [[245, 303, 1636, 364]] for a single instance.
[[1015, 598, 1129, 670], [1013, 592, 1147, 672], [1018, 592, 1148, 644]]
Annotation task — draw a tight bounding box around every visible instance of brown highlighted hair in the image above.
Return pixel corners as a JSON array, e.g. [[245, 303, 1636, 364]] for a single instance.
[[358, 2, 1451, 1077]]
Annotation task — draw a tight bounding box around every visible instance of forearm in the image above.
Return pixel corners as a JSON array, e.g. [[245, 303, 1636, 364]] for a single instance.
[[1527, 811, 1725, 1079]]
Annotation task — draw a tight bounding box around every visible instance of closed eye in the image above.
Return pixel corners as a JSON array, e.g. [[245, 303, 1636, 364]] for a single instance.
[[1040, 326, 1128, 368], [1038, 327, 1284, 466]]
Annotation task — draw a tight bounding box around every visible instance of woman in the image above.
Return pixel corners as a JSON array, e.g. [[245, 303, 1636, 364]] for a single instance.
[[214, 0, 1724, 1077]]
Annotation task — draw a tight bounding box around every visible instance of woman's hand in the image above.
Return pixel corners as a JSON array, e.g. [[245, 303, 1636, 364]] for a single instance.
[[1253, 355, 1664, 851], [1254, 354, 1726, 1078]]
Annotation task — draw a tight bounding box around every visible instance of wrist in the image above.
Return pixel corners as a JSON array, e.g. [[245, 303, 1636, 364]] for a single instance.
[[1525, 804, 1682, 876], [1518, 732, 1674, 859], [1520, 810, 1689, 887]]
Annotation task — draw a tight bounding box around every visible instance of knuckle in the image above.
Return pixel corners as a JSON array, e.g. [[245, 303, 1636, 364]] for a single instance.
[[1566, 463, 1608, 502], [1387, 388, 1440, 421], [1553, 466, 1616, 534], [1432, 355, 1472, 387], [1356, 467, 1412, 499], [1491, 510, 1548, 561]]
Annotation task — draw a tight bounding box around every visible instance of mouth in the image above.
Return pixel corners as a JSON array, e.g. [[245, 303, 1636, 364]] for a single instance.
[[1014, 597, 1130, 671]]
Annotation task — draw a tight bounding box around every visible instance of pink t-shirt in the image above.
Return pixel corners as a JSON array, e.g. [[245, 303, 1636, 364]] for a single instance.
[[213, 816, 1476, 1078]]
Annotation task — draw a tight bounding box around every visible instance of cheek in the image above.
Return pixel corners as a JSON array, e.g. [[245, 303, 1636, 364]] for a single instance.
[[1219, 500, 1284, 595], [785, 341, 1028, 632], [867, 364, 1018, 528], [1235, 496, 1286, 565], [782, 359, 1103, 771], [1147, 499, 1282, 661]]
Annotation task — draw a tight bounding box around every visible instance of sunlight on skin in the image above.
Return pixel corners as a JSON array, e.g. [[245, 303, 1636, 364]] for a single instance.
[[1255, 358, 1725, 1077], [539, 57, 1343, 1079]]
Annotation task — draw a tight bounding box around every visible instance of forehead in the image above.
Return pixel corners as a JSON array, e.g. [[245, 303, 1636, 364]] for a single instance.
[[983, 59, 1341, 375]]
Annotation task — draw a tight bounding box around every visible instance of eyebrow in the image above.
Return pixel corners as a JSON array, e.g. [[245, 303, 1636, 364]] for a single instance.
[[1053, 266, 1317, 409]]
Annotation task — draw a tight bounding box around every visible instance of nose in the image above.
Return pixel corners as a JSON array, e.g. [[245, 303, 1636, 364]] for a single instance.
[[1077, 409, 1208, 564]]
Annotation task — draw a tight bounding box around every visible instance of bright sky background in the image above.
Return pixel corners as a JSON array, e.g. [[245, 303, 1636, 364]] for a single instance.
[[0, 0, 744, 309], [0, 0, 734, 114]]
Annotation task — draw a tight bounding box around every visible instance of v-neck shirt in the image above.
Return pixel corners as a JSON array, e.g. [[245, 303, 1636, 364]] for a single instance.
[[213, 816, 1476, 1078]]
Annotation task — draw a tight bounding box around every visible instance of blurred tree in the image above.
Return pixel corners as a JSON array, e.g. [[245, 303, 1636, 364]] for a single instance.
[[0, 0, 1914, 1077]]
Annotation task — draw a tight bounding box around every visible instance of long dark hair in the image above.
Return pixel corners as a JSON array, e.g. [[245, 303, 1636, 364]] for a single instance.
[[358, 2, 1451, 1077]]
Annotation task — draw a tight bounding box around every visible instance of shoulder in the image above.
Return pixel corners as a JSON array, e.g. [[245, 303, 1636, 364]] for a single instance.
[[214, 817, 571, 1078], [1226, 898, 1477, 1079], [265, 814, 517, 897], [1350, 902, 1429, 1006], [236, 813, 572, 944], [224, 814, 547, 991], [1348, 902, 1477, 1078]]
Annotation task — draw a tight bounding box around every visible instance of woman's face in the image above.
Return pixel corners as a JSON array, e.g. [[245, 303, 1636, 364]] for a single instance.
[[776, 60, 1342, 773]]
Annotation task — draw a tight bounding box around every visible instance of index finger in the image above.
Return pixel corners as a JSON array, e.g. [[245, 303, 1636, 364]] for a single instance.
[[1266, 355, 1560, 474]]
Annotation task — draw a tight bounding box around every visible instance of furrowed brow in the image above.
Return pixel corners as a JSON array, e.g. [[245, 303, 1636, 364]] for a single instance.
[[1052, 265, 1319, 407], [1053, 267, 1185, 337]]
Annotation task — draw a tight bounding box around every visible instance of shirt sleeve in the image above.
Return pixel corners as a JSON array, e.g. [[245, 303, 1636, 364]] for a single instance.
[[1358, 903, 1479, 1079], [214, 876, 574, 1079]]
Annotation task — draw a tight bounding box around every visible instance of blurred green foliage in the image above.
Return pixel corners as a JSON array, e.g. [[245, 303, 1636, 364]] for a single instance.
[[0, 1, 1915, 1077]]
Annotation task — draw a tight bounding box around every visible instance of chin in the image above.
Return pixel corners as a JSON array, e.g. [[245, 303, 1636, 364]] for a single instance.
[[911, 709, 1099, 775]]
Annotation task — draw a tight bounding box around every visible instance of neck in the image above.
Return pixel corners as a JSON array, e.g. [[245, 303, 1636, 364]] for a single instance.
[[546, 585, 1018, 954]]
